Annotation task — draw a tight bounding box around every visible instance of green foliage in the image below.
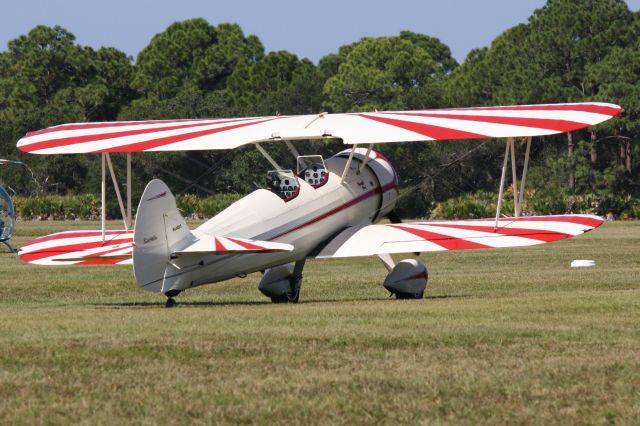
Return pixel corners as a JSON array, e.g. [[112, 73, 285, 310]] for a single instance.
[[132, 19, 263, 100], [13, 194, 101, 220], [226, 51, 323, 115], [175, 193, 242, 218], [431, 190, 507, 219], [12, 193, 242, 220], [323, 33, 454, 112], [430, 188, 639, 219], [1, 6, 639, 219]]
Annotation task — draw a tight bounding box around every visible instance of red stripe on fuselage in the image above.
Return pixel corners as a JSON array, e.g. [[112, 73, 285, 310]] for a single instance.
[[271, 182, 398, 240]]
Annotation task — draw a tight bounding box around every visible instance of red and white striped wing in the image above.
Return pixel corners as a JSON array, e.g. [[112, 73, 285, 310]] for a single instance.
[[172, 235, 293, 256], [17, 103, 622, 154], [314, 215, 604, 258], [19, 230, 133, 265]]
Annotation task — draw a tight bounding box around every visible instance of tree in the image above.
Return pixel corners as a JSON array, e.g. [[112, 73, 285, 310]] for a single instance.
[[226, 51, 323, 116], [0, 26, 134, 195], [322, 33, 456, 112], [131, 19, 263, 100]]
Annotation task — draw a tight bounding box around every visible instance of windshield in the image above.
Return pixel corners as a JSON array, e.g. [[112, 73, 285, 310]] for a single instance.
[[297, 155, 328, 188]]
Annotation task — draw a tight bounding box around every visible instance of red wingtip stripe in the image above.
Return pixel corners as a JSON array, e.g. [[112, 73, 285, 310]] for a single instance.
[[427, 223, 572, 242], [510, 215, 604, 228], [446, 104, 622, 116], [24, 118, 216, 138], [21, 231, 132, 247], [21, 119, 252, 153], [19, 237, 133, 263], [391, 113, 588, 133]]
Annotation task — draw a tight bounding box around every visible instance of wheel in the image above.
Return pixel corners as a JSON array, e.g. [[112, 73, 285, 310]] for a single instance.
[[394, 291, 424, 300], [286, 276, 302, 303], [268, 276, 302, 304], [270, 294, 289, 303], [165, 298, 177, 308]]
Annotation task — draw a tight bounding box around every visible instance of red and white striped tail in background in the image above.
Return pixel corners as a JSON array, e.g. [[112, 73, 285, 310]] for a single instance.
[[17, 102, 622, 154]]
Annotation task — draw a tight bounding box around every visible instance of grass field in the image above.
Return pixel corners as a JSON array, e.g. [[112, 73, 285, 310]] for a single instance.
[[0, 220, 639, 424]]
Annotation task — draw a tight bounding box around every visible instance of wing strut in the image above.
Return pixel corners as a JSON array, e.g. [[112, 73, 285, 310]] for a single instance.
[[255, 143, 282, 170], [284, 140, 300, 161], [340, 145, 358, 183], [101, 153, 106, 241], [100, 152, 134, 242], [105, 153, 129, 231], [358, 143, 375, 174], [494, 136, 533, 229]]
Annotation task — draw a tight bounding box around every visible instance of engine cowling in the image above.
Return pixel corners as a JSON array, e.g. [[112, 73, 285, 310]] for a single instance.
[[383, 259, 428, 299]]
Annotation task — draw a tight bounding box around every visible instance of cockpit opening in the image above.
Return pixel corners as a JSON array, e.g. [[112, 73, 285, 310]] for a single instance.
[[266, 170, 300, 201]]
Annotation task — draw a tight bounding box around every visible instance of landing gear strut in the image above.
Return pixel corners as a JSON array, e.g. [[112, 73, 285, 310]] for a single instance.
[[164, 290, 181, 308], [270, 275, 303, 303], [1, 240, 16, 253]]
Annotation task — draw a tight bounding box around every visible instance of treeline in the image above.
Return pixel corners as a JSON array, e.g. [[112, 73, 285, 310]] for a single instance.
[[0, 0, 638, 218]]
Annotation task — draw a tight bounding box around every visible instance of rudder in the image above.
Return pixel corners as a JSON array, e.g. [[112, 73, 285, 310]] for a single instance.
[[133, 179, 190, 292]]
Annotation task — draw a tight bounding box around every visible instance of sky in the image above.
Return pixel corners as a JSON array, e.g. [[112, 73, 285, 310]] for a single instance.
[[1, 0, 640, 64]]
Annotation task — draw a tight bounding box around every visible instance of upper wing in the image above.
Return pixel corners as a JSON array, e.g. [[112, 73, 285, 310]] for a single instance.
[[311, 214, 604, 258], [17, 102, 621, 154]]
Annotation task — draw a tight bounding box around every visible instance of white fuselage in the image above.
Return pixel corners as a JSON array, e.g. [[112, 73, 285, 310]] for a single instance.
[[161, 149, 399, 292]]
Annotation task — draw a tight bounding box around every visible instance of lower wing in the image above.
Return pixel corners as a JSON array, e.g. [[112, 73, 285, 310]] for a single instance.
[[312, 214, 604, 258], [18, 230, 292, 265], [19, 230, 134, 265]]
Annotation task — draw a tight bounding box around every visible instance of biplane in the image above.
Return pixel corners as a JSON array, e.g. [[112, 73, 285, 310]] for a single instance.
[[16, 102, 621, 307]]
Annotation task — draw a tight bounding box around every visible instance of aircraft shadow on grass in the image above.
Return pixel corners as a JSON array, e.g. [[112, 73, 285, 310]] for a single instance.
[[91, 294, 469, 309]]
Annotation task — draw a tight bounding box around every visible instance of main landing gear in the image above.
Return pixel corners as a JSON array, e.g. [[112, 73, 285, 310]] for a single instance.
[[164, 290, 181, 308], [1, 240, 16, 253], [258, 259, 306, 303], [379, 255, 428, 300]]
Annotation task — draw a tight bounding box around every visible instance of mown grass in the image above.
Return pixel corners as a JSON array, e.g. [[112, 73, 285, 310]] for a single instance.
[[0, 220, 638, 424]]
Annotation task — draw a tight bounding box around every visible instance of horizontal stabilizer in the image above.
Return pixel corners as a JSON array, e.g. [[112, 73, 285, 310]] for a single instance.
[[19, 230, 133, 265], [312, 214, 604, 258], [172, 235, 293, 257]]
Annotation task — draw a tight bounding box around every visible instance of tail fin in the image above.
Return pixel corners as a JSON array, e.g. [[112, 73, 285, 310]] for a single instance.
[[133, 179, 190, 293]]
